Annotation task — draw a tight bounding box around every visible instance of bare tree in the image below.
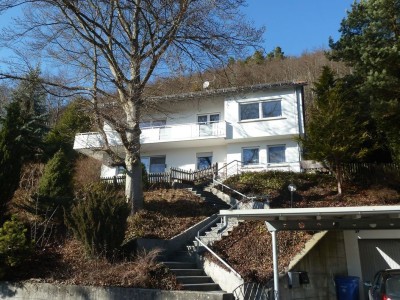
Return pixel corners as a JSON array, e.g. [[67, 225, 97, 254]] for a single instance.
[[0, 1, 263, 214]]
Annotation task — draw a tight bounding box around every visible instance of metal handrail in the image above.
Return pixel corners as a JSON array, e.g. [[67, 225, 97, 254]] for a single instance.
[[195, 237, 242, 278]]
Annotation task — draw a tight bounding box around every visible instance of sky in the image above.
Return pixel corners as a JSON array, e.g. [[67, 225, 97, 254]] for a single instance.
[[0, 1, 355, 60], [242, 0, 355, 56]]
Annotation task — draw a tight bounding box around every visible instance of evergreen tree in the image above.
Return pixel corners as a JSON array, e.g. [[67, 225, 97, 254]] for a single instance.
[[299, 67, 370, 195], [0, 102, 24, 213], [45, 99, 92, 158], [38, 149, 72, 199], [329, 0, 400, 162], [12, 68, 48, 159]]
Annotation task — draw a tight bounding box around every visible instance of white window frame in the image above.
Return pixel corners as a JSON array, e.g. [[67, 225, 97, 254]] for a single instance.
[[197, 113, 220, 124], [267, 145, 286, 164], [239, 99, 282, 121], [242, 147, 260, 165]]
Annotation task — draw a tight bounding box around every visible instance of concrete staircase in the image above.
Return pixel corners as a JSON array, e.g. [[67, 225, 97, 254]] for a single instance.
[[163, 251, 221, 291], [161, 183, 241, 293], [186, 182, 232, 210]]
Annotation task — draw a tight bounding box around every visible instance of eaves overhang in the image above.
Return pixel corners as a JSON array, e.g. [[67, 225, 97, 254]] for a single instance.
[[219, 206, 400, 231], [147, 81, 308, 104]]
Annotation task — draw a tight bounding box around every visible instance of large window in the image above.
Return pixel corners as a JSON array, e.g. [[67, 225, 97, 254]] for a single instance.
[[141, 156, 166, 173], [240, 100, 282, 121], [242, 148, 259, 165], [198, 113, 220, 136], [268, 145, 286, 163]]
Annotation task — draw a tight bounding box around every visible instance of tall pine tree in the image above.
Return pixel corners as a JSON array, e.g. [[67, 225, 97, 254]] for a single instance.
[[299, 67, 370, 195], [329, 0, 400, 162], [0, 102, 24, 213], [12, 68, 48, 160]]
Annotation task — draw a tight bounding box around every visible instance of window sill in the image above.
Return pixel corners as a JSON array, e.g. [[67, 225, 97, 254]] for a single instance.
[[238, 117, 286, 124]]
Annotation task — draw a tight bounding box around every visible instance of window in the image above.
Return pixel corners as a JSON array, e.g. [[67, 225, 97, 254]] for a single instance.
[[262, 101, 282, 118], [197, 113, 220, 124], [140, 119, 166, 128], [242, 148, 259, 165], [239, 100, 282, 121], [141, 156, 166, 173], [268, 145, 286, 163], [197, 152, 212, 170], [198, 113, 220, 136]]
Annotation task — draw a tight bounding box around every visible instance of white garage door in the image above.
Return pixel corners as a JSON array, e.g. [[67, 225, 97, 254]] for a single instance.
[[359, 239, 400, 282]]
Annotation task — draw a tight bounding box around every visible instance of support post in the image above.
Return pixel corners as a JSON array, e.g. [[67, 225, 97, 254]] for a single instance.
[[266, 222, 279, 300]]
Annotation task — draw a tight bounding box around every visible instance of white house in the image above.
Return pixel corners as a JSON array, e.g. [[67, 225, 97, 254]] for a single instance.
[[73, 81, 306, 178]]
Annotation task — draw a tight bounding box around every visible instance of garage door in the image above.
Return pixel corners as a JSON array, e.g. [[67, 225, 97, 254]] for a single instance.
[[359, 239, 400, 282]]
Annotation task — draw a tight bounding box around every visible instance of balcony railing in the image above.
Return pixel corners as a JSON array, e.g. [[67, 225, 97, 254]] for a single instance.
[[73, 121, 226, 150]]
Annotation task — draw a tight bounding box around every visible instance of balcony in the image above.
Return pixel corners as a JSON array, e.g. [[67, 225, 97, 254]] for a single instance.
[[73, 121, 226, 152]]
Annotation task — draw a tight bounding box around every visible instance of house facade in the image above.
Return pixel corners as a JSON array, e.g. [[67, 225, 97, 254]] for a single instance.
[[73, 82, 306, 177]]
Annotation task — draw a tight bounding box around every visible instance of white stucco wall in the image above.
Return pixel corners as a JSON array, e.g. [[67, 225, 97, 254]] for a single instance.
[[142, 145, 226, 171], [224, 88, 302, 140]]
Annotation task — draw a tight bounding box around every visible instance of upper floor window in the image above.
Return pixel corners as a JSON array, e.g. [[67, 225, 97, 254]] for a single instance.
[[243, 147, 259, 165], [140, 119, 166, 128], [198, 113, 220, 124], [268, 145, 286, 163], [240, 100, 282, 121]]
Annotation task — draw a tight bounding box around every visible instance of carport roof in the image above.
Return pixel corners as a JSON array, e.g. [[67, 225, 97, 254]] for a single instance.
[[219, 206, 400, 231]]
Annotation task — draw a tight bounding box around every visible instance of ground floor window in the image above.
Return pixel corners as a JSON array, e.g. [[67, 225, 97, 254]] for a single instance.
[[268, 145, 286, 163], [196, 152, 213, 170], [141, 156, 166, 173], [242, 147, 259, 165]]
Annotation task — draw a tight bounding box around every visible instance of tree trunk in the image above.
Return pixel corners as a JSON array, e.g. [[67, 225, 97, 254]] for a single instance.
[[125, 151, 143, 214], [335, 162, 343, 196], [124, 106, 144, 214]]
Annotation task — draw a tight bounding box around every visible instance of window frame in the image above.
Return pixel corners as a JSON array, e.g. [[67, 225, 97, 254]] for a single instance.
[[239, 99, 282, 121], [242, 147, 260, 165], [267, 145, 286, 164], [197, 113, 220, 124]]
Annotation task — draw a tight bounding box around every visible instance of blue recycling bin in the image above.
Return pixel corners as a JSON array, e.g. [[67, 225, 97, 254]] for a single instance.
[[334, 276, 360, 300]]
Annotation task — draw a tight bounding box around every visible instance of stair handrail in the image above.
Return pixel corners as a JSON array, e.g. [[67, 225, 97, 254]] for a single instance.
[[213, 178, 256, 210], [195, 236, 242, 279]]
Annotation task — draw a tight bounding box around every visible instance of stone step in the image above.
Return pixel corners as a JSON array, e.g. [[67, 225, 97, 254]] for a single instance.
[[167, 251, 196, 262], [170, 268, 205, 276], [181, 283, 221, 291], [163, 261, 197, 269], [176, 276, 214, 284]]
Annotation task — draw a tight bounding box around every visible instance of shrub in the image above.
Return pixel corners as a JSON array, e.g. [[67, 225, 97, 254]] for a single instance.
[[0, 216, 32, 278], [38, 149, 72, 199], [66, 183, 130, 258]]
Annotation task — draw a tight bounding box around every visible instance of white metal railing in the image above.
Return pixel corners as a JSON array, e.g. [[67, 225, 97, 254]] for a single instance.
[[74, 121, 226, 149], [195, 236, 242, 278]]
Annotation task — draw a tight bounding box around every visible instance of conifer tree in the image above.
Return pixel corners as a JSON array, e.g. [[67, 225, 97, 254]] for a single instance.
[[0, 102, 24, 213], [299, 66, 369, 195], [329, 0, 400, 162]]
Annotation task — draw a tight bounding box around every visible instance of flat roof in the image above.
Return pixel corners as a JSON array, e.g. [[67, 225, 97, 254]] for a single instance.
[[219, 206, 400, 231]]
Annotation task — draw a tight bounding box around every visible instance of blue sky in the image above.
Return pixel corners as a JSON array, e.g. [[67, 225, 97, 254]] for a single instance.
[[0, 1, 355, 60], [242, 0, 355, 56]]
